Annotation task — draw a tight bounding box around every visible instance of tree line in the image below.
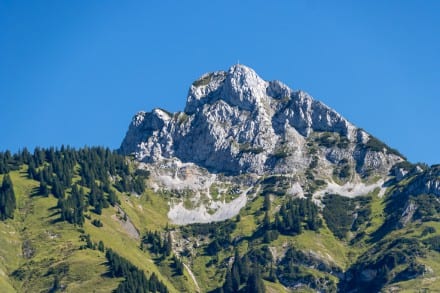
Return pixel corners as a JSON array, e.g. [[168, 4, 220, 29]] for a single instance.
[[0, 146, 149, 225], [106, 249, 169, 293]]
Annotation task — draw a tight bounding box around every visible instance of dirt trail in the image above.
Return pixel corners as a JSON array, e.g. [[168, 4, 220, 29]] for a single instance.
[[183, 263, 200, 293]]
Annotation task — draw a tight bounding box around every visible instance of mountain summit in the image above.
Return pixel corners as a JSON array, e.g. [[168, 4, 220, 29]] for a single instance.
[[120, 64, 403, 177]]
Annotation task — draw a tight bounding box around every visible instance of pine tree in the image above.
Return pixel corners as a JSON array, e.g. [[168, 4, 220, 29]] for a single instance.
[[239, 254, 250, 283], [173, 255, 184, 275], [263, 211, 270, 229], [27, 161, 37, 180], [39, 180, 49, 197], [263, 194, 271, 211], [0, 174, 16, 220], [246, 268, 265, 293], [108, 189, 117, 206], [98, 240, 105, 252], [223, 270, 234, 293], [94, 200, 103, 215], [33, 147, 45, 166], [51, 177, 64, 199], [268, 264, 276, 282], [232, 265, 241, 292], [0, 153, 9, 174], [292, 208, 302, 234], [51, 276, 61, 292], [164, 233, 172, 257]]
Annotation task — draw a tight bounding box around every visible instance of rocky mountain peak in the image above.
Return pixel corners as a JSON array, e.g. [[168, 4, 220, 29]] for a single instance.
[[120, 65, 404, 177], [185, 64, 264, 113], [222, 64, 267, 111], [185, 64, 292, 115]]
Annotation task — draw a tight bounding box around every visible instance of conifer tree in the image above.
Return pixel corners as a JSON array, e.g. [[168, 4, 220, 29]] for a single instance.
[[223, 270, 234, 293], [263, 211, 270, 229], [246, 268, 265, 293], [263, 193, 271, 211], [239, 254, 250, 283], [39, 180, 49, 197], [108, 189, 117, 206], [98, 240, 105, 252], [164, 233, 172, 257], [27, 161, 37, 180], [172, 255, 184, 275], [0, 174, 16, 220]]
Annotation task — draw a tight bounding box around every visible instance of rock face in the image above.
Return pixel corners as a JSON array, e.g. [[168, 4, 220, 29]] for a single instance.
[[120, 64, 403, 178]]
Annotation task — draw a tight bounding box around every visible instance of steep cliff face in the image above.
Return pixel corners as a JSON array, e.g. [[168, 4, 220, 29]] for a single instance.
[[120, 64, 403, 178]]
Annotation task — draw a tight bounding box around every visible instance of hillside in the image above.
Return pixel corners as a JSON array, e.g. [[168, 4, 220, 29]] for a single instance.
[[0, 148, 197, 293], [1, 148, 440, 292], [1, 65, 440, 292]]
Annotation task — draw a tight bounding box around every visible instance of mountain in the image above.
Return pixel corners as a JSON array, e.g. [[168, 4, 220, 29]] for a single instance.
[[117, 65, 440, 292], [120, 64, 402, 176], [1, 65, 440, 293], [119, 64, 406, 224]]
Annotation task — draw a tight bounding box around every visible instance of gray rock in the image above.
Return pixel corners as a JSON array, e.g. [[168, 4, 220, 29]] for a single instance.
[[120, 64, 403, 177]]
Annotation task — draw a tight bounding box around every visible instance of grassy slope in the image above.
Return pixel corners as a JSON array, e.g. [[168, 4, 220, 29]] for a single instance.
[[0, 168, 192, 293], [195, 188, 440, 292], [0, 174, 21, 292], [2, 165, 440, 292], [382, 221, 440, 291], [2, 169, 122, 292], [264, 280, 292, 293], [118, 188, 197, 292], [0, 219, 19, 293]]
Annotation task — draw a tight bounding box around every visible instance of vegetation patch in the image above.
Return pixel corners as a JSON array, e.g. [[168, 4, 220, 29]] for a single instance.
[[423, 235, 440, 252], [254, 198, 323, 237], [177, 112, 189, 124], [340, 237, 425, 292], [260, 175, 291, 196], [364, 136, 406, 159], [239, 143, 264, 154], [323, 194, 372, 240], [277, 247, 337, 292], [192, 74, 212, 87], [106, 248, 169, 293], [412, 194, 440, 221], [315, 132, 338, 148], [333, 158, 352, 181]]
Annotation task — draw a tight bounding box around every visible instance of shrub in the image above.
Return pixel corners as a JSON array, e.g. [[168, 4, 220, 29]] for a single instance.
[[365, 136, 405, 158], [192, 74, 212, 87], [92, 219, 103, 227]]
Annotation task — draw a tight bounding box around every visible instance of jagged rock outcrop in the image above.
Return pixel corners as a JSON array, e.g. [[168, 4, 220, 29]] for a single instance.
[[120, 64, 403, 178], [407, 166, 440, 196]]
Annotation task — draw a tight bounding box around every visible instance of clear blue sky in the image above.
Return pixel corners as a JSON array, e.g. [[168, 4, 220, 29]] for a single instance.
[[1, 1, 439, 164]]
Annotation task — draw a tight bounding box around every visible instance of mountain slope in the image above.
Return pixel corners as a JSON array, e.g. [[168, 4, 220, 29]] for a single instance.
[[0, 149, 196, 293], [116, 65, 440, 292], [1, 65, 440, 292], [119, 65, 405, 225]]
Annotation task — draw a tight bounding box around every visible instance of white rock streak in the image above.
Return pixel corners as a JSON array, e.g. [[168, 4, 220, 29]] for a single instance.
[[314, 180, 387, 199], [168, 188, 250, 225]]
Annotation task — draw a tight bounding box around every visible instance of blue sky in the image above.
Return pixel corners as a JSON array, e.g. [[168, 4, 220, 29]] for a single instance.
[[0, 1, 439, 164]]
